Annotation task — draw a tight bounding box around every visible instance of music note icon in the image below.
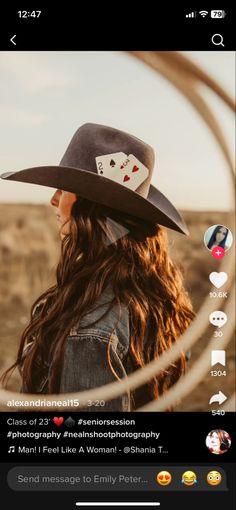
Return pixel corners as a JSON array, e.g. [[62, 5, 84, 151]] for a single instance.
[[8, 446, 15, 453]]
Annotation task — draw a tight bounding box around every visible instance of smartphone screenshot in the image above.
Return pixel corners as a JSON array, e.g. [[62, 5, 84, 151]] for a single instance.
[[0, 6, 235, 509]]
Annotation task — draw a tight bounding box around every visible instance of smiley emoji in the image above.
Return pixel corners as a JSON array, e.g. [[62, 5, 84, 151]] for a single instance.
[[156, 471, 172, 486], [181, 471, 197, 486], [207, 471, 222, 486]]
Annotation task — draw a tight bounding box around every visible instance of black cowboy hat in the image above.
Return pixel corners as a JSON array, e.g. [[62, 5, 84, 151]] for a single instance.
[[0, 123, 188, 235]]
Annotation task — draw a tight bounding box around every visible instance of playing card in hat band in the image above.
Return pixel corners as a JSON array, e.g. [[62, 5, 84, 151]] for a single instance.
[[95, 153, 149, 191]]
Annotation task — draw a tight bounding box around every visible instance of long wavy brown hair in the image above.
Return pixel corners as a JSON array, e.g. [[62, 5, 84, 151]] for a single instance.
[[2, 196, 194, 408]]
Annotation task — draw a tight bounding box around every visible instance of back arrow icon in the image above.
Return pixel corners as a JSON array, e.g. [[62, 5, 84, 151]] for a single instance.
[[209, 391, 227, 405], [10, 35, 16, 46]]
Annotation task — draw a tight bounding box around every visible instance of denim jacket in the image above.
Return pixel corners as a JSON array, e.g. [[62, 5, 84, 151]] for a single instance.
[[59, 284, 131, 411], [21, 284, 134, 411]]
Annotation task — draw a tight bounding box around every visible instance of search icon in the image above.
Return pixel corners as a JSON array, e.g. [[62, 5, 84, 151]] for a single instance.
[[211, 34, 224, 47]]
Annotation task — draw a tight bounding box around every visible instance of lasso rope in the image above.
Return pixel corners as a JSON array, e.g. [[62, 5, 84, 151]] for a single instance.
[[0, 52, 235, 411]]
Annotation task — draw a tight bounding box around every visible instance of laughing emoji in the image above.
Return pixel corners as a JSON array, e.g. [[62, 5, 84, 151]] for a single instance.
[[181, 471, 197, 486]]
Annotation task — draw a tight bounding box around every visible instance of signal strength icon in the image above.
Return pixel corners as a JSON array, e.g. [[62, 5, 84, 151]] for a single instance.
[[186, 11, 196, 18], [199, 10, 208, 17]]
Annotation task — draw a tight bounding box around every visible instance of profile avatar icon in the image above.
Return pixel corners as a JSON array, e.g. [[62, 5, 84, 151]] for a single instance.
[[206, 429, 231, 455], [204, 224, 233, 254]]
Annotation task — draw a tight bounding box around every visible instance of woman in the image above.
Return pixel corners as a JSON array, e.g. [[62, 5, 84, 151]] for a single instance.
[[207, 225, 229, 250], [206, 430, 231, 454], [1, 123, 194, 411]]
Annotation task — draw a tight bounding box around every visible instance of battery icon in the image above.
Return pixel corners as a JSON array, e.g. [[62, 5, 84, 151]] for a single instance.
[[211, 10, 226, 18]]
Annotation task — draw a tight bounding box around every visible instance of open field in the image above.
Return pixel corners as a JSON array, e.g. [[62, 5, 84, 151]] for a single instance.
[[0, 204, 234, 410]]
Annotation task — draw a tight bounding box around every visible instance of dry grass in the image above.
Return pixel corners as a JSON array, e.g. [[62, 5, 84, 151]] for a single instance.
[[0, 204, 234, 410]]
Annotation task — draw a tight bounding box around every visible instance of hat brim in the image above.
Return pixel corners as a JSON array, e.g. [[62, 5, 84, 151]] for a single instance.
[[0, 166, 189, 235]]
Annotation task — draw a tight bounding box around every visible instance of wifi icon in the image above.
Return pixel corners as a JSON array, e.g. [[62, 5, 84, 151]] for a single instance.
[[199, 10, 208, 17]]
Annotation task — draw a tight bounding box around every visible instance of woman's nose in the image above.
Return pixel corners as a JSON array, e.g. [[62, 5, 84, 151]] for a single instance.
[[50, 190, 59, 207]]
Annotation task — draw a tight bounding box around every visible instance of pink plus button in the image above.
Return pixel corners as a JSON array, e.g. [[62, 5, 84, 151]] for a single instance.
[[212, 246, 225, 259]]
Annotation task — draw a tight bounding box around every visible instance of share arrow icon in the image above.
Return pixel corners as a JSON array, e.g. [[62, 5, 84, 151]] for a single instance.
[[209, 391, 227, 406]]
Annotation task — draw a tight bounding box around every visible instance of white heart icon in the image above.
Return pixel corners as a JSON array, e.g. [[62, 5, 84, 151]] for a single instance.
[[209, 272, 228, 289]]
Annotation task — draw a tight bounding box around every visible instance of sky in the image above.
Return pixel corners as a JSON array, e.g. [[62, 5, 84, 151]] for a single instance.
[[0, 51, 234, 210]]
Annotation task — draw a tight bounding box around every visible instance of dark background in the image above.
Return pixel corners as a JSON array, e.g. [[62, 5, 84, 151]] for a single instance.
[[0, 412, 234, 463], [0, 6, 235, 50], [1, 412, 235, 508]]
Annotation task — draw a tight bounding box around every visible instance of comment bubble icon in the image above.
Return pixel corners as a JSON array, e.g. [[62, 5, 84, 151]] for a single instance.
[[209, 310, 227, 328]]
